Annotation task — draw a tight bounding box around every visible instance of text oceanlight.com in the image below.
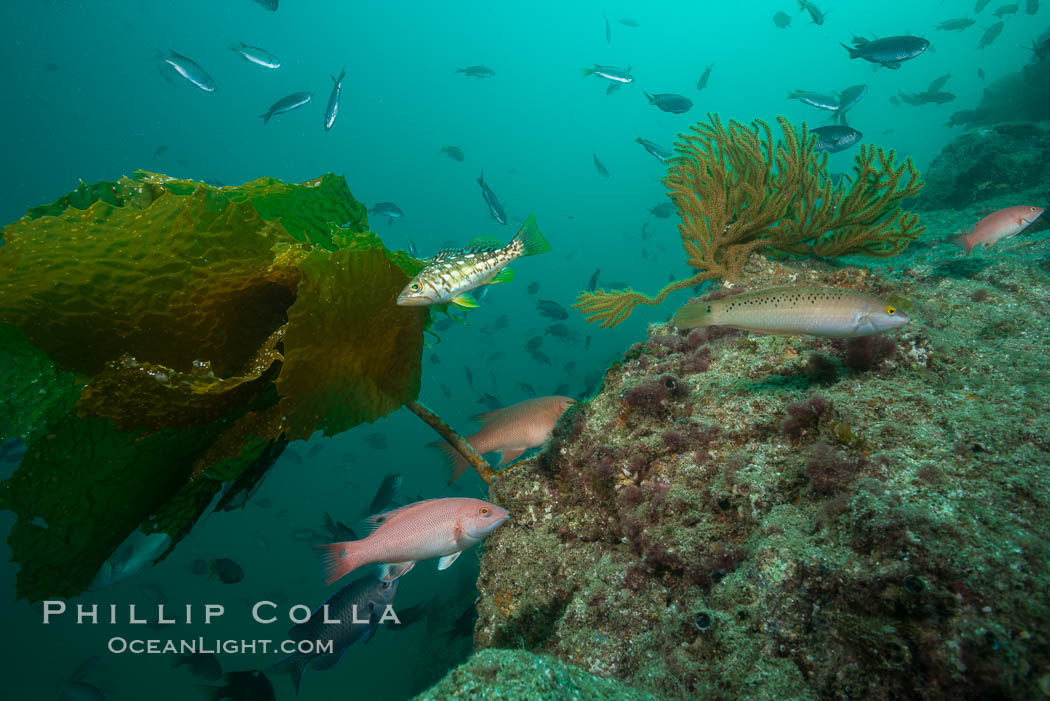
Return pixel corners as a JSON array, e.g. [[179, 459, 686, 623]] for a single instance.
[[106, 637, 334, 656]]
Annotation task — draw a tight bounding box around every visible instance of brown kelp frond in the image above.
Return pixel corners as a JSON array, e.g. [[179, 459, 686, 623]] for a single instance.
[[573, 114, 924, 327]]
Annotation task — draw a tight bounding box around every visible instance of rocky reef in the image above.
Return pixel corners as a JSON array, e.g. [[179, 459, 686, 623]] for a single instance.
[[915, 121, 1050, 211], [974, 26, 1050, 127], [415, 649, 658, 700], [450, 192, 1050, 699]]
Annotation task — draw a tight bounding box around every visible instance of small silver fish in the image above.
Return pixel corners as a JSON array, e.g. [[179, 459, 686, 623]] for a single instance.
[[230, 42, 280, 69], [635, 136, 671, 162], [161, 50, 215, 92], [259, 91, 312, 124], [396, 214, 550, 308], [477, 172, 506, 225], [582, 64, 633, 84], [325, 67, 345, 131], [787, 90, 840, 111], [673, 287, 909, 337]]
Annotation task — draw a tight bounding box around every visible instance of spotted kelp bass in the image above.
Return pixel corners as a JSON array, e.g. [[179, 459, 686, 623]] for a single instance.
[[396, 214, 550, 308]]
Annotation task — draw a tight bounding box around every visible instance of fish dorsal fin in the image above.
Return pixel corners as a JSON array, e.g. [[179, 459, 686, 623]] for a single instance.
[[364, 497, 447, 531], [468, 235, 503, 249], [437, 551, 462, 570], [431, 248, 460, 261]]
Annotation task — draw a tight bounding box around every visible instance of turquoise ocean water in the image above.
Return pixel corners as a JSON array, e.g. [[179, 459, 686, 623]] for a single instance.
[[0, 1, 1045, 699]]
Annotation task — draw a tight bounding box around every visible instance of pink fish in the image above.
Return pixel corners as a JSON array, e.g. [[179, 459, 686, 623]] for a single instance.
[[430, 395, 575, 483], [953, 205, 1044, 254], [315, 497, 509, 584]]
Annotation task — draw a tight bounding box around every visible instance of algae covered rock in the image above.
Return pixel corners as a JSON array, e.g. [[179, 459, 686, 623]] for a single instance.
[[413, 649, 660, 701], [0, 171, 428, 601], [914, 121, 1050, 211], [474, 254, 1050, 700]]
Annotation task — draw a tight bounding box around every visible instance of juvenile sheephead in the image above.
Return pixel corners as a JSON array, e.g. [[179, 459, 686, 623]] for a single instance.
[[314, 498, 509, 583], [431, 396, 575, 483], [953, 206, 1044, 254], [673, 288, 910, 337], [396, 214, 550, 309]]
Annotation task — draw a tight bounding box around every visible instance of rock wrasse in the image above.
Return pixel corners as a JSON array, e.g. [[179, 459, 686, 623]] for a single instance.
[[673, 287, 910, 337], [953, 206, 1044, 254]]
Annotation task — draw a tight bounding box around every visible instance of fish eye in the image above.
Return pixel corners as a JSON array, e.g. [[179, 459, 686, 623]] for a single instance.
[[886, 306, 896, 316], [480, 506, 490, 517], [1032, 207, 1040, 211], [410, 283, 421, 291]]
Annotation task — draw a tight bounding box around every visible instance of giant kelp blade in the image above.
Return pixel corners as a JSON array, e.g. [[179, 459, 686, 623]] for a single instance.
[[0, 179, 300, 378], [277, 243, 428, 439], [0, 172, 430, 601]]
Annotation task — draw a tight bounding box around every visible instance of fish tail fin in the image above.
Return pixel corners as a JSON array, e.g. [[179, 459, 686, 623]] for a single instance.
[[581, 66, 596, 77], [477, 170, 485, 187], [271, 653, 309, 695], [428, 441, 471, 484], [313, 541, 364, 585], [514, 214, 551, 257], [259, 111, 272, 125], [839, 43, 860, 59], [672, 301, 714, 329], [228, 43, 240, 52], [334, 65, 346, 82]]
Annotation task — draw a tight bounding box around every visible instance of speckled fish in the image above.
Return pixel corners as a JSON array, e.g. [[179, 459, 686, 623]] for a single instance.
[[644, 92, 693, 114], [811, 125, 862, 153], [673, 288, 910, 337], [635, 136, 671, 162], [315, 498, 510, 583], [272, 575, 398, 694], [161, 50, 215, 92], [259, 91, 312, 124], [430, 396, 575, 483], [324, 67, 345, 131], [477, 171, 507, 224], [787, 90, 840, 111], [397, 214, 549, 308], [953, 206, 1044, 254], [841, 35, 930, 68], [230, 42, 280, 68]]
